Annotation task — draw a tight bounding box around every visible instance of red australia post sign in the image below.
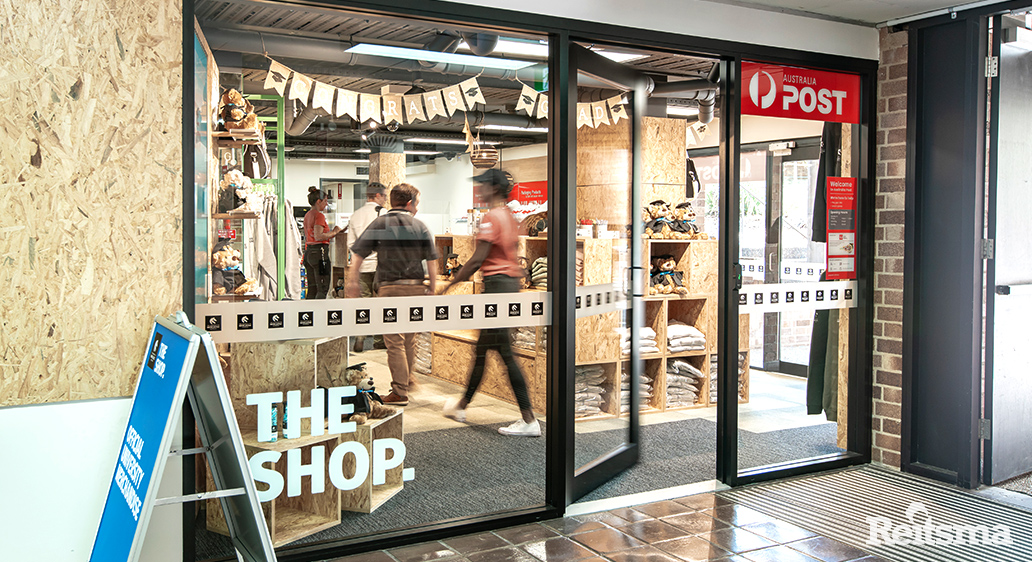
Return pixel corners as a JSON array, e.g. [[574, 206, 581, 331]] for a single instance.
[[741, 62, 861, 124]]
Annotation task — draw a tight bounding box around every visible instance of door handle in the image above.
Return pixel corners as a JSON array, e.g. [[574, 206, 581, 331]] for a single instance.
[[733, 263, 743, 291], [997, 285, 1011, 295]]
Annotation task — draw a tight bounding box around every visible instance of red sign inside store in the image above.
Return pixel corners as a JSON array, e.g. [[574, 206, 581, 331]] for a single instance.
[[825, 177, 857, 280], [218, 229, 237, 240], [741, 62, 860, 124], [473, 180, 548, 207]]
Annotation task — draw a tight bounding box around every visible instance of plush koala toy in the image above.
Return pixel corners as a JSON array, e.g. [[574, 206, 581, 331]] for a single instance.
[[649, 254, 688, 296], [338, 363, 398, 425]]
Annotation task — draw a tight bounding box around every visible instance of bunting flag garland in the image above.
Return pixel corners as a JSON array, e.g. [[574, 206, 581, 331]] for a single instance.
[[360, 93, 382, 123], [335, 88, 359, 120], [404, 94, 426, 123], [288, 73, 313, 103], [423, 90, 448, 120], [442, 85, 466, 116], [463, 116, 475, 154], [516, 85, 539, 115], [311, 81, 335, 113], [264, 57, 628, 130], [264, 60, 291, 96], [382, 94, 404, 124]]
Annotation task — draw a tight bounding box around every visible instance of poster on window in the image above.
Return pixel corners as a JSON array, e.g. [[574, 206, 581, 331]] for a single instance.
[[826, 177, 857, 280]]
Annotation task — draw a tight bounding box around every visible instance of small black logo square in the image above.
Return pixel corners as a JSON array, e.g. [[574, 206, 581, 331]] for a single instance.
[[436, 306, 449, 321], [532, 302, 544, 316], [758, 265, 764, 272], [802, 291, 810, 302], [770, 293, 779, 304], [586, 294, 592, 307], [509, 303, 521, 317], [298, 311, 314, 327], [576, 296, 582, 309], [356, 309, 370, 324], [147, 333, 162, 369], [383, 308, 397, 323], [784, 267, 790, 275], [739, 293, 747, 305], [410, 307, 423, 321], [786, 291, 795, 303], [205, 315, 222, 332], [606, 292, 612, 304], [754, 293, 764, 304], [796, 267, 803, 275], [327, 310, 342, 326], [845, 288, 854, 300], [816, 290, 825, 301], [807, 268, 814, 275], [268, 313, 284, 329], [461, 305, 474, 319], [485, 304, 497, 318], [748, 265, 755, 271], [237, 314, 253, 330], [596, 293, 602, 306], [830, 289, 839, 300]]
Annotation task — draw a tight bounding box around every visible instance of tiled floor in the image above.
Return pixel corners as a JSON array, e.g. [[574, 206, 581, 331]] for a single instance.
[[323, 492, 889, 562]]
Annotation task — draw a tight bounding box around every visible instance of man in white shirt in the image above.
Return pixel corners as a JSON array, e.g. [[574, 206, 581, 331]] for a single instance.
[[347, 182, 387, 352]]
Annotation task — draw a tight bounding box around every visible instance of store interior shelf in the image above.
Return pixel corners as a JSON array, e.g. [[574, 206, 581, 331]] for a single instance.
[[212, 211, 261, 220], [212, 128, 263, 147]]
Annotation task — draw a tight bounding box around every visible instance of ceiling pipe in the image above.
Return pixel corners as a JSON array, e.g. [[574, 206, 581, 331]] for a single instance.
[[459, 32, 499, 56], [419, 32, 461, 67]]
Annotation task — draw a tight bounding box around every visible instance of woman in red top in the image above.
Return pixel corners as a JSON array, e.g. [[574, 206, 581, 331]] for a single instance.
[[443, 170, 539, 437], [303, 187, 341, 299]]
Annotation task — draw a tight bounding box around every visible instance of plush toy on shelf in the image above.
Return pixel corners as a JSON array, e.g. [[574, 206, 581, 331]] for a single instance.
[[334, 363, 398, 425], [643, 200, 674, 239], [219, 88, 262, 132], [649, 254, 688, 296], [444, 253, 463, 280], [211, 247, 241, 270]]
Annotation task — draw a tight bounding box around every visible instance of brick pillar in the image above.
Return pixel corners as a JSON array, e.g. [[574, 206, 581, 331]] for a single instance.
[[872, 27, 908, 469]]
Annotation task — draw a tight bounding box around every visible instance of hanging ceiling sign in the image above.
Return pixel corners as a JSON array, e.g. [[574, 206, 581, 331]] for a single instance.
[[741, 62, 860, 124]]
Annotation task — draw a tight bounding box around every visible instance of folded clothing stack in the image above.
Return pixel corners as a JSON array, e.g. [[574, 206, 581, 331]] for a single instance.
[[667, 359, 705, 407], [511, 326, 537, 351], [530, 257, 548, 289], [619, 327, 660, 355], [667, 320, 706, 353], [412, 332, 432, 376], [620, 367, 654, 413], [575, 365, 607, 418], [708, 353, 748, 402]]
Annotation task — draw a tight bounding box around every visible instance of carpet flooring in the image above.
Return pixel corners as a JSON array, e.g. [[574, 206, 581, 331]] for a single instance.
[[196, 418, 841, 560]]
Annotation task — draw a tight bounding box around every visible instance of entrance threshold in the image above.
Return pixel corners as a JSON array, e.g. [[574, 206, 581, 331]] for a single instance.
[[567, 480, 729, 517]]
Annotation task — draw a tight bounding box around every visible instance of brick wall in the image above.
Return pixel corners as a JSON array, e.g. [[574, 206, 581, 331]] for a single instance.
[[872, 27, 907, 468]]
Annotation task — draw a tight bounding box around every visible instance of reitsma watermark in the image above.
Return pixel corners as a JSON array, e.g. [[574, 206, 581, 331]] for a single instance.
[[867, 502, 1013, 546]]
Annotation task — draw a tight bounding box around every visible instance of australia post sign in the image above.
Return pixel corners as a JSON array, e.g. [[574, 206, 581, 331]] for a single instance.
[[742, 62, 860, 124]]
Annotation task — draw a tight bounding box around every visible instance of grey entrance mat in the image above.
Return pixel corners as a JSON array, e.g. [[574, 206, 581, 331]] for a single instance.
[[719, 465, 1032, 562]]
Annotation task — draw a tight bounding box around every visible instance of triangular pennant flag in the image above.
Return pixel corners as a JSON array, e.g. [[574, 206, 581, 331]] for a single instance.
[[311, 81, 335, 113], [423, 90, 448, 120], [591, 101, 610, 127], [607, 95, 627, 123], [264, 60, 291, 96], [459, 78, 487, 110], [288, 73, 313, 103], [576, 103, 591, 129], [403, 94, 426, 124], [382, 95, 403, 124], [515, 85, 539, 115], [463, 116, 475, 154], [535, 95, 549, 120], [335, 89, 359, 120], [442, 85, 467, 116], [360, 93, 382, 124]]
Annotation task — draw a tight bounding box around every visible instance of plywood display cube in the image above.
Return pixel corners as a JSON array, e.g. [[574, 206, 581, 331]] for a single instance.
[[339, 410, 405, 514]]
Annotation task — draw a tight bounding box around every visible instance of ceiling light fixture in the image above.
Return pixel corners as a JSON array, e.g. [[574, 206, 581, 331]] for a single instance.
[[345, 43, 536, 70], [305, 158, 369, 163], [457, 38, 548, 59], [591, 48, 648, 63], [666, 106, 700, 117], [354, 149, 371, 153], [478, 124, 549, 134], [405, 137, 499, 146], [403, 150, 442, 156]]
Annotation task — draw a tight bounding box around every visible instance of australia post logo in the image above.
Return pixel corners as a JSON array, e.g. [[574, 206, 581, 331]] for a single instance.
[[742, 62, 860, 124]]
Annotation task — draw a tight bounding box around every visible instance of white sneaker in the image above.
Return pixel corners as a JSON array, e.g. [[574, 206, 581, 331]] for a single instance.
[[443, 398, 466, 422], [498, 419, 541, 437]]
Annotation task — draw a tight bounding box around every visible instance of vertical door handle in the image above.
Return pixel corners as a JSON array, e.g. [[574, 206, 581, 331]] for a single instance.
[[733, 263, 743, 291]]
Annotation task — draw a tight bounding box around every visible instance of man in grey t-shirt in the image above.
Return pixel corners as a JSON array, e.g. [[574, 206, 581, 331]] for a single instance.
[[347, 183, 438, 406]]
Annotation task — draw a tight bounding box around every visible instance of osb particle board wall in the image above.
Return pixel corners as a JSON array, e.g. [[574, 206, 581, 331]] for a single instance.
[[0, 0, 184, 406]]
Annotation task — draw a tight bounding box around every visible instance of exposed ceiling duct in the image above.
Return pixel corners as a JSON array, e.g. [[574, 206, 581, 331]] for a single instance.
[[459, 32, 499, 56]]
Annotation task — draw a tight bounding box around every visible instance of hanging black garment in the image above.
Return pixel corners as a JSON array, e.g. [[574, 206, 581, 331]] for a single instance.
[[686, 153, 700, 199], [811, 123, 842, 243]]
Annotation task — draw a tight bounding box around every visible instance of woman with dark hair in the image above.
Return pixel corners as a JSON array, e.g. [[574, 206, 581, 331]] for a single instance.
[[303, 186, 341, 299], [443, 169, 539, 437]]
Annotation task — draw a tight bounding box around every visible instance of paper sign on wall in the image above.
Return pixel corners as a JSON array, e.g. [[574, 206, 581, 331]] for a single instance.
[[826, 177, 857, 280]]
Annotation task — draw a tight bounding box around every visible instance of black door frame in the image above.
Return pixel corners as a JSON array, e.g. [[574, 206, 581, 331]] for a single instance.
[[183, 1, 877, 559]]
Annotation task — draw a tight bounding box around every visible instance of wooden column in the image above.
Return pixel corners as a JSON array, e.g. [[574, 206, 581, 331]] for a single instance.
[[369, 152, 406, 193]]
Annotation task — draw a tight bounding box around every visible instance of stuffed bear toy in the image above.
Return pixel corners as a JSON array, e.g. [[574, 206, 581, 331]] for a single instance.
[[219, 89, 262, 131], [649, 254, 688, 296], [444, 253, 463, 280], [211, 247, 241, 270], [335, 363, 398, 425], [643, 200, 674, 239]]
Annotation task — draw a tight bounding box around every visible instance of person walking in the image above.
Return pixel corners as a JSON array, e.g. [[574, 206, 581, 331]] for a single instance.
[[442, 169, 540, 437], [303, 187, 341, 299], [346, 183, 439, 406], [347, 182, 388, 352]]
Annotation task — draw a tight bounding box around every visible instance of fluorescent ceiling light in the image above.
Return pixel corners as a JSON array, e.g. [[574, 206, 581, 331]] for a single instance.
[[404, 150, 441, 155], [592, 49, 647, 63], [305, 158, 369, 163], [457, 39, 548, 59], [666, 106, 700, 117], [478, 124, 549, 134], [354, 148, 371, 153], [405, 137, 499, 146], [345, 43, 535, 70]]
